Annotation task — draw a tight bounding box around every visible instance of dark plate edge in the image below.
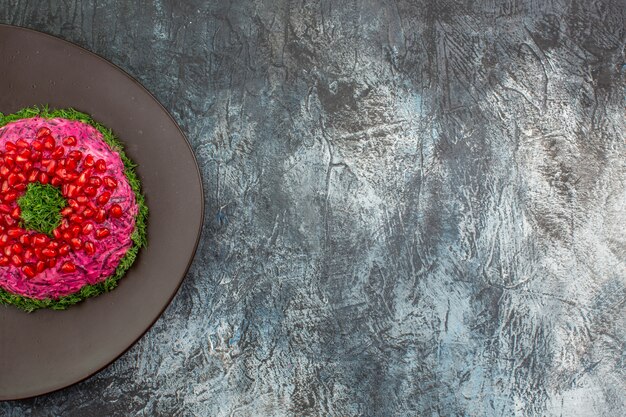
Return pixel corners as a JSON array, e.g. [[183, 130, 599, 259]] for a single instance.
[[0, 24, 205, 401]]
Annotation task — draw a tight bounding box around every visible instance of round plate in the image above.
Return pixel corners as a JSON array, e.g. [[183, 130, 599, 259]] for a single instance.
[[0, 25, 204, 400]]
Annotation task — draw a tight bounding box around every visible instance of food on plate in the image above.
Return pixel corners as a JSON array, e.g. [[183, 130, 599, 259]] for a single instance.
[[0, 107, 147, 311]]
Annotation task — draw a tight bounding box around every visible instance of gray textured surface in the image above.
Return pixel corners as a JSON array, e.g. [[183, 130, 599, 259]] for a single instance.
[[1, 0, 625, 416]]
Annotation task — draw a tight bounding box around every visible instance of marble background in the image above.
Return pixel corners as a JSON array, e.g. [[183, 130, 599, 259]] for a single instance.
[[1, 0, 625, 416]]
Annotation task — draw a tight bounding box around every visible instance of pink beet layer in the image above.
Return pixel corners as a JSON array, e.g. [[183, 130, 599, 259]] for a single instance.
[[0, 117, 137, 300]]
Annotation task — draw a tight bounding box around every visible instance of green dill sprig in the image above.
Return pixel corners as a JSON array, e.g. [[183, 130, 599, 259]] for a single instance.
[[18, 183, 67, 235], [0, 106, 148, 312]]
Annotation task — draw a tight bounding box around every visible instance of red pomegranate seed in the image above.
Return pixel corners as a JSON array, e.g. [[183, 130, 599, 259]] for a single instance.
[[76, 171, 90, 186], [62, 232, 72, 240], [11, 243, 23, 254], [4, 246, 11, 256], [66, 159, 78, 171], [70, 225, 81, 237], [28, 169, 39, 182], [51, 146, 64, 159], [22, 264, 36, 278], [61, 207, 73, 216], [84, 186, 97, 196], [103, 176, 118, 189], [7, 173, 18, 186], [0, 234, 8, 245], [24, 249, 34, 261], [47, 258, 57, 268], [32, 140, 44, 151], [59, 244, 71, 256], [97, 191, 111, 205], [76, 195, 89, 204], [5, 142, 16, 152], [83, 208, 95, 218], [15, 149, 30, 163], [95, 228, 110, 239], [95, 159, 107, 172], [88, 176, 102, 187], [32, 234, 49, 247], [19, 234, 29, 245], [69, 214, 84, 224], [83, 241, 96, 255], [36, 127, 51, 139], [0, 166, 8, 177], [68, 150, 82, 160], [11, 206, 20, 219], [95, 209, 106, 223], [53, 228, 62, 239], [81, 223, 94, 235], [67, 199, 79, 209], [36, 260, 46, 273], [39, 172, 50, 184], [4, 155, 15, 167], [110, 204, 123, 218], [70, 237, 82, 250], [45, 159, 57, 174], [7, 228, 21, 238], [51, 177, 62, 186], [84, 155, 95, 168], [4, 191, 17, 202], [0, 204, 10, 214], [60, 261, 76, 273], [16, 138, 29, 149], [11, 254, 22, 266], [63, 136, 77, 146], [0, 256, 8, 266], [41, 248, 57, 258], [47, 241, 59, 249], [42, 135, 55, 150]]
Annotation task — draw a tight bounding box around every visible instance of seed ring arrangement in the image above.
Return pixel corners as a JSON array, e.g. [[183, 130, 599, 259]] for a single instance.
[[0, 107, 147, 312]]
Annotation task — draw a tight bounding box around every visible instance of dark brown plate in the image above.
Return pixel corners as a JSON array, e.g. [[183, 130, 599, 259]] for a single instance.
[[0, 25, 204, 400]]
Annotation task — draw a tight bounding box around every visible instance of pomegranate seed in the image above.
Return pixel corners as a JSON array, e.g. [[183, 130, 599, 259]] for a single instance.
[[24, 249, 34, 261], [47, 258, 57, 268], [83, 241, 96, 255], [7, 228, 21, 238], [95, 228, 110, 239], [28, 169, 39, 182], [70, 225, 81, 237], [84, 155, 95, 168], [16, 139, 29, 148], [97, 191, 111, 205], [95, 159, 107, 172], [103, 176, 118, 189], [81, 223, 94, 235], [36, 127, 51, 139], [0, 234, 8, 245], [70, 237, 82, 249], [69, 214, 84, 224], [76, 195, 89, 204], [5, 142, 16, 152], [42, 135, 55, 150], [3, 215, 15, 226], [51, 146, 64, 159], [36, 260, 46, 273], [59, 244, 71, 256], [66, 159, 78, 171], [47, 241, 59, 249], [95, 209, 106, 223], [88, 176, 102, 187], [68, 199, 79, 209], [19, 234, 29, 245], [53, 228, 62, 239], [76, 171, 90, 186], [0, 256, 10, 266], [11, 243, 23, 254], [83, 208, 95, 218], [51, 177, 62, 186], [62, 232, 72, 240], [4, 155, 14, 167], [68, 150, 82, 160], [32, 234, 49, 247], [0, 204, 10, 214], [7, 173, 18, 186], [22, 265, 36, 278], [63, 136, 77, 146], [110, 204, 123, 218], [61, 207, 73, 216], [4, 191, 17, 202], [4, 246, 11, 256], [45, 159, 57, 174], [11, 254, 22, 266], [41, 248, 57, 258], [32, 140, 44, 151], [84, 186, 97, 196], [39, 172, 50, 184], [11, 206, 20, 219], [60, 261, 76, 273]]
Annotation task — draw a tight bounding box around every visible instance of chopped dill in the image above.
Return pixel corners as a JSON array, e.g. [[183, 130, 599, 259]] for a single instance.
[[18, 182, 67, 235]]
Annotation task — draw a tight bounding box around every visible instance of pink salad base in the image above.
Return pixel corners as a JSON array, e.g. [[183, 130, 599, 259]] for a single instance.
[[0, 117, 137, 300]]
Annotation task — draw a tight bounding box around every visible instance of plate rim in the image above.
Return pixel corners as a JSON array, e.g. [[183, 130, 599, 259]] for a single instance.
[[0, 23, 205, 401]]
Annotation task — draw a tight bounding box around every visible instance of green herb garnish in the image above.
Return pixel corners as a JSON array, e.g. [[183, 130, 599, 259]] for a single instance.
[[0, 106, 148, 312], [18, 182, 67, 235]]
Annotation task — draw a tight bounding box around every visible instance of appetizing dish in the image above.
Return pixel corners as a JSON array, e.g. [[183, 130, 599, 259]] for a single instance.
[[0, 107, 147, 311]]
